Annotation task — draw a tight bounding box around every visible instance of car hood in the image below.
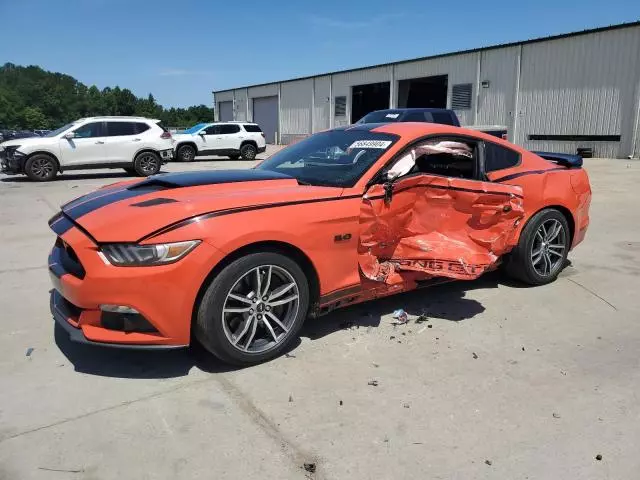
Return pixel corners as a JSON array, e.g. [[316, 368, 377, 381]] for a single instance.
[[55, 169, 344, 243], [1, 137, 47, 148]]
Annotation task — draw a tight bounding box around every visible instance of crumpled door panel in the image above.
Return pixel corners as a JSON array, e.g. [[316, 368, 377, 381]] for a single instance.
[[359, 175, 524, 284]]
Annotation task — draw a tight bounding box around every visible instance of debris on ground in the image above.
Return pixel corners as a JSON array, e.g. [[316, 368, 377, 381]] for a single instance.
[[595, 454, 603, 461], [403, 403, 410, 408], [552, 413, 561, 418], [339, 400, 343, 406], [415, 314, 429, 324], [25, 347, 34, 357], [472, 352, 478, 359], [288, 394, 294, 402], [392, 309, 409, 325], [303, 462, 316, 473], [372, 363, 379, 368], [401, 332, 406, 336], [485, 459, 492, 466], [390, 336, 396, 340], [368, 380, 379, 387], [284, 353, 296, 358], [38, 467, 84, 473], [428, 325, 433, 329], [521, 346, 526, 351]]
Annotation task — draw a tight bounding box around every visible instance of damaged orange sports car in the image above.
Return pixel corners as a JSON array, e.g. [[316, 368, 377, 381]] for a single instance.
[[49, 123, 591, 365]]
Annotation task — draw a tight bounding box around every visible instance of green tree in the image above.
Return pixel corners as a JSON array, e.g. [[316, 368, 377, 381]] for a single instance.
[[21, 106, 47, 129]]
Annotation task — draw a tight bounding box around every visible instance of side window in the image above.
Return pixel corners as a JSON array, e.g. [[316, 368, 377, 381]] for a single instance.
[[219, 124, 241, 134], [402, 112, 427, 122], [387, 138, 478, 180], [203, 125, 219, 135], [73, 122, 103, 138], [134, 122, 150, 134], [106, 122, 137, 137], [484, 142, 520, 172], [243, 124, 262, 132]]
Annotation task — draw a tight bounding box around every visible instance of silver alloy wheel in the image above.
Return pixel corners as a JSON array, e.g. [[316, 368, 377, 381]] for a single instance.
[[222, 265, 300, 353], [138, 154, 158, 174], [531, 218, 566, 276], [181, 147, 194, 161], [243, 146, 256, 159], [31, 157, 54, 179]]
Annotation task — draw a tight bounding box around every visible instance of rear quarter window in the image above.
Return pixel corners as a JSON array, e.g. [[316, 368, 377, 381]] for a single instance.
[[485, 142, 520, 172], [243, 124, 262, 132]]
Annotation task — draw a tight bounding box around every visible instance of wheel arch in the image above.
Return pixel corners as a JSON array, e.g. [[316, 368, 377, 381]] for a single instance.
[[176, 141, 198, 154], [517, 204, 576, 246], [24, 151, 60, 172], [191, 240, 321, 328], [240, 140, 258, 149]]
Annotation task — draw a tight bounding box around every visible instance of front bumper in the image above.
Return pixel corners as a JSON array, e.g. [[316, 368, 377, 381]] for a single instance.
[[0, 149, 24, 174], [48, 216, 224, 349], [159, 148, 173, 163], [257, 146, 266, 154]]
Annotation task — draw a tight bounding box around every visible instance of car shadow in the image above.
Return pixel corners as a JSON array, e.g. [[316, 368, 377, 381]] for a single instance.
[[54, 270, 533, 378], [1, 171, 135, 183]]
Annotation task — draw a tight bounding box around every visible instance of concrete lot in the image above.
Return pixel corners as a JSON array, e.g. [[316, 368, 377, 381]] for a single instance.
[[0, 151, 639, 479]]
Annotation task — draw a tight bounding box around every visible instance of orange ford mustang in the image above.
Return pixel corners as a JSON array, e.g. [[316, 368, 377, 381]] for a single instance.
[[49, 123, 591, 365]]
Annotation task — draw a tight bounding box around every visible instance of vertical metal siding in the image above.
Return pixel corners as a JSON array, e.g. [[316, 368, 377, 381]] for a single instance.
[[280, 79, 313, 143], [395, 53, 477, 125], [234, 89, 248, 122], [313, 76, 331, 132], [517, 27, 640, 157], [476, 47, 518, 129]]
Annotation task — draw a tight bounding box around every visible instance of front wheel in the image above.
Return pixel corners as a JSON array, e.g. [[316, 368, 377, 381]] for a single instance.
[[133, 152, 161, 177], [24, 154, 57, 181], [504, 208, 570, 285], [177, 145, 196, 162], [240, 143, 257, 160], [195, 252, 309, 366]]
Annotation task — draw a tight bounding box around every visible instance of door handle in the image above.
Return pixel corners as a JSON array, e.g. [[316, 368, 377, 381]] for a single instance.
[[132, 138, 141, 142], [95, 141, 104, 144]]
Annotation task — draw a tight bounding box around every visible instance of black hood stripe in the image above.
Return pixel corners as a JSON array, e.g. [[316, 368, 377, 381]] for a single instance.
[[63, 187, 159, 220], [139, 194, 363, 242]]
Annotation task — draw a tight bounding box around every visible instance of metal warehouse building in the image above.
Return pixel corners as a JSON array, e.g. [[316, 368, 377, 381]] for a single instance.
[[214, 21, 640, 158]]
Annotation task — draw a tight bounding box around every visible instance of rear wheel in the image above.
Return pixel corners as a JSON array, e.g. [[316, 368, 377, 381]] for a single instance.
[[24, 154, 57, 181], [195, 252, 309, 366], [133, 151, 161, 177], [177, 144, 196, 162], [504, 208, 570, 285], [240, 143, 257, 160]]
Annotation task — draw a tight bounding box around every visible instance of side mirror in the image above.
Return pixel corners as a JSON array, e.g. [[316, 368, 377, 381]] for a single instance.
[[197, 131, 206, 136], [63, 132, 76, 140]]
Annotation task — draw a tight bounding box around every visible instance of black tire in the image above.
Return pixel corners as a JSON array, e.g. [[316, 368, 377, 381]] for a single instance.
[[194, 252, 309, 366], [177, 144, 196, 162], [228, 154, 240, 160], [240, 143, 257, 160], [504, 208, 570, 285], [123, 167, 136, 175], [133, 151, 161, 177], [24, 154, 57, 181]]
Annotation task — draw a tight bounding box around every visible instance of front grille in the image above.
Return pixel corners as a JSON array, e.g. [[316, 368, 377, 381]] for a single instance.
[[56, 237, 86, 279]]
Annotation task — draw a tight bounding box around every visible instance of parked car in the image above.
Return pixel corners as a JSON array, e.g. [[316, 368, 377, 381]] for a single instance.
[[1, 117, 174, 181], [0, 129, 39, 142], [49, 122, 590, 365], [173, 121, 266, 162], [33, 129, 52, 136], [357, 108, 508, 140]]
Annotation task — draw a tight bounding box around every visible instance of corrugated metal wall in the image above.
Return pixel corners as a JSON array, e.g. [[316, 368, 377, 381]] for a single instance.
[[517, 27, 640, 157], [395, 52, 478, 125], [313, 76, 331, 132], [477, 47, 518, 132], [280, 79, 313, 144], [214, 24, 640, 156]]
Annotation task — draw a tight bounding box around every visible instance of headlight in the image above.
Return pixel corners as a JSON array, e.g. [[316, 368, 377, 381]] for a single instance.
[[100, 240, 200, 266]]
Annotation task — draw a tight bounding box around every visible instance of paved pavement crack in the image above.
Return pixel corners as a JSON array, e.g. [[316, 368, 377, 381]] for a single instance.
[[215, 375, 322, 479], [0, 377, 216, 444], [567, 277, 617, 310]]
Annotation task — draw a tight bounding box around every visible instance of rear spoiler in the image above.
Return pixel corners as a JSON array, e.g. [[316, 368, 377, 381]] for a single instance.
[[533, 151, 583, 168]]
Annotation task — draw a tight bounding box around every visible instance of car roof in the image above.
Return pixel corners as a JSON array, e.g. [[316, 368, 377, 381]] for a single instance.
[[78, 116, 160, 122]]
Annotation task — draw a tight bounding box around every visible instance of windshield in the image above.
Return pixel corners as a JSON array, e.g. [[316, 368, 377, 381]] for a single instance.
[[182, 123, 208, 134], [45, 122, 78, 137], [257, 130, 399, 187], [357, 111, 403, 124]]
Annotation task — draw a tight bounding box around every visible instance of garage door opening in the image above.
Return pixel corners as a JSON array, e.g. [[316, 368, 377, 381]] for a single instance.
[[351, 82, 390, 123], [218, 101, 233, 121], [397, 75, 448, 109], [252, 96, 278, 144]]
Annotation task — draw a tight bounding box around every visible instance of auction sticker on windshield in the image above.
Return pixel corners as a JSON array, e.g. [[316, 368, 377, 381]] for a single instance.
[[349, 140, 393, 149]]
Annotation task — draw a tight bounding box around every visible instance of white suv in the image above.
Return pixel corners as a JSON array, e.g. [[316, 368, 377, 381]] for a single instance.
[[173, 122, 266, 162], [0, 116, 174, 181]]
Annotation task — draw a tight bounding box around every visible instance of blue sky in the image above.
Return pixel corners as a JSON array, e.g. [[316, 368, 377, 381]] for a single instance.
[[2, 0, 638, 108]]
